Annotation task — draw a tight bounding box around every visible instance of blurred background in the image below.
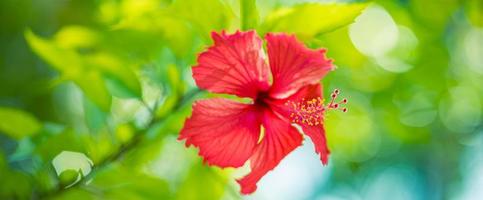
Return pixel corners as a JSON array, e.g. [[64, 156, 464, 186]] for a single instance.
[[0, 0, 482, 199]]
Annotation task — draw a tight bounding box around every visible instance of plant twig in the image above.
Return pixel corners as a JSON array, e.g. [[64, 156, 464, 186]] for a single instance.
[[38, 88, 201, 199]]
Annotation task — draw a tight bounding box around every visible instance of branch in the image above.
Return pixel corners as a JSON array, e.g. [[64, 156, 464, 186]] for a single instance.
[[38, 88, 202, 199]]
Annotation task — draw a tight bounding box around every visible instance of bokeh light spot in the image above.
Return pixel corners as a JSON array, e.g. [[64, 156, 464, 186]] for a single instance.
[[52, 151, 93, 188], [439, 86, 481, 133], [349, 5, 399, 57], [464, 28, 483, 74]]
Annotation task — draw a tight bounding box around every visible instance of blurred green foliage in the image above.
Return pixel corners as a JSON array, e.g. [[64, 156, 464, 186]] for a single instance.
[[0, 0, 482, 200], [0, 107, 42, 139]]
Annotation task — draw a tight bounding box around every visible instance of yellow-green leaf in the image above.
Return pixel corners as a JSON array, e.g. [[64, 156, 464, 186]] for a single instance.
[[25, 29, 112, 111], [171, 0, 233, 40], [0, 107, 41, 139], [240, 0, 259, 30], [259, 3, 368, 41], [24, 29, 83, 78], [75, 71, 112, 111], [465, 0, 483, 27], [87, 53, 142, 98]]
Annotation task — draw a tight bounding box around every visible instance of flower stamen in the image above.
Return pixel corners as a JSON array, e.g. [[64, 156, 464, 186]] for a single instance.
[[285, 89, 348, 126]]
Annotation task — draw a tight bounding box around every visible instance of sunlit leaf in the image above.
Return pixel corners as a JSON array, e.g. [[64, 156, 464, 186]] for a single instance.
[[171, 0, 233, 40], [113, 9, 196, 58], [24, 29, 84, 78], [115, 123, 135, 144], [75, 71, 112, 111], [240, 0, 259, 30], [259, 3, 368, 40], [54, 27, 144, 98], [83, 131, 117, 164], [156, 16, 197, 58], [101, 29, 165, 63], [465, 0, 483, 27], [0, 107, 41, 139], [156, 94, 178, 119], [25, 30, 112, 111], [54, 26, 99, 49], [87, 53, 142, 99]]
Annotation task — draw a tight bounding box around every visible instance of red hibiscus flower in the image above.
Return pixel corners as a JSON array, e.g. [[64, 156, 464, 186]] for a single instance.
[[179, 30, 346, 194]]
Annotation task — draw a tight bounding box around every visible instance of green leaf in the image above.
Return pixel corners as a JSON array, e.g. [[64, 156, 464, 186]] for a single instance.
[[75, 70, 112, 111], [54, 25, 99, 49], [240, 0, 259, 30], [35, 129, 86, 162], [0, 170, 32, 199], [171, 0, 233, 40], [0, 107, 41, 139], [83, 97, 108, 132], [54, 166, 171, 199], [50, 188, 94, 200], [105, 76, 139, 99], [92, 165, 172, 199], [465, 0, 483, 27], [83, 131, 117, 164], [54, 26, 143, 98], [58, 169, 80, 188], [155, 94, 178, 119], [110, 9, 195, 58], [87, 53, 142, 99], [25, 29, 112, 111], [259, 3, 368, 41], [176, 164, 228, 200], [0, 153, 33, 199], [24, 29, 84, 78], [156, 16, 197, 58]]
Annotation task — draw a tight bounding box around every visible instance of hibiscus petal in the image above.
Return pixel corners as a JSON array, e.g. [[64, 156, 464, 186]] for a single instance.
[[268, 84, 330, 165], [301, 124, 330, 165], [179, 98, 262, 168], [237, 110, 303, 194], [193, 30, 270, 98], [266, 33, 333, 99]]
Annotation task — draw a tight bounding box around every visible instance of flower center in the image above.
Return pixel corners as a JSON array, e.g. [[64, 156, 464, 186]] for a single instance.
[[254, 91, 271, 107], [286, 89, 347, 126]]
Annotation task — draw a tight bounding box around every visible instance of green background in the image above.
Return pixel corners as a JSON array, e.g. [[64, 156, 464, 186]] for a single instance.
[[0, 0, 482, 199]]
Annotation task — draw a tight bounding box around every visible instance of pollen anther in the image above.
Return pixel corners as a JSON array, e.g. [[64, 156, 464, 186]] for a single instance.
[[286, 89, 348, 126]]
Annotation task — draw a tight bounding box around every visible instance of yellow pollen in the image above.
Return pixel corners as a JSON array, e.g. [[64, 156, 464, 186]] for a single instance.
[[286, 89, 348, 126]]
